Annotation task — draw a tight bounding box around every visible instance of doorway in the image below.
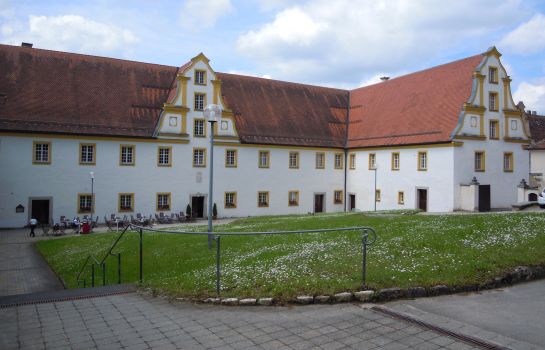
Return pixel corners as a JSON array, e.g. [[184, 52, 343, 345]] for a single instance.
[[478, 185, 491, 212], [314, 194, 324, 213], [191, 196, 205, 218], [417, 189, 428, 212], [349, 194, 356, 211], [30, 199, 50, 224]]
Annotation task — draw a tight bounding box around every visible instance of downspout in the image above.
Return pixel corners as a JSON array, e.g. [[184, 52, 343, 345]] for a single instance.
[[343, 92, 351, 212]]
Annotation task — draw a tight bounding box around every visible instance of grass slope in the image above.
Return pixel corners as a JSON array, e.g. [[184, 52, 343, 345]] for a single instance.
[[36, 212, 545, 299]]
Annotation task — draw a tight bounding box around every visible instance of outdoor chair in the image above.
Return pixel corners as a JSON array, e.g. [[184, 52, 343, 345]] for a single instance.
[[40, 224, 51, 236], [104, 216, 114, 230]]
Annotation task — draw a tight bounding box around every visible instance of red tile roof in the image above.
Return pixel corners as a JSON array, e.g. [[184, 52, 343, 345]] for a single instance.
[[0, 44, 177, 137], [348, 54, 484, 148], [527, 113, 545, 149]]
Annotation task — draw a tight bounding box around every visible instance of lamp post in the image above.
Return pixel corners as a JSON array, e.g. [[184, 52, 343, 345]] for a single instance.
[[373, 165, 378, 212], [89, 171, 95, 226], [204, 104, 221, 249]]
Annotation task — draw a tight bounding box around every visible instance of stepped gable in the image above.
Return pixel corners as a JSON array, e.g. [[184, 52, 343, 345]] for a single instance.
[[217, 73, 349, 148], [347, 54, 484, 148], [0, 44, 177, 137]]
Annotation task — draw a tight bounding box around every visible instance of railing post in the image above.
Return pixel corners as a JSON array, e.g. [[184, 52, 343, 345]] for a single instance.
[[215, 235, 221, 296], [139, 228, 143, 283], [102, 262, 106, 286], [362, 230, 368, 289], [118, 253, 121, 284], [91, 264, 95, 287]]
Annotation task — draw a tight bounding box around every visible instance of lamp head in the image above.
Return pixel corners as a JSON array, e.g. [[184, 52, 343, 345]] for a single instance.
[[90, 171, 95, 179], [204, 104, 222, 123]]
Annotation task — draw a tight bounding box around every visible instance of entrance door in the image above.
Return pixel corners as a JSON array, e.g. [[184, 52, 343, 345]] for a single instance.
[[349, 194, 356, 211], [417, 189, 427, 212], [31, 199, 50, 224], [314, 194, 324, 213], [478, 185, 491, 212], [191, 196, 205, 218]]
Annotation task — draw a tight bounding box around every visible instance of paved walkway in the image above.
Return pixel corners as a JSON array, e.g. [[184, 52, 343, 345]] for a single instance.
[[1, 292, 481, 350], [386, 280, 545, 350]]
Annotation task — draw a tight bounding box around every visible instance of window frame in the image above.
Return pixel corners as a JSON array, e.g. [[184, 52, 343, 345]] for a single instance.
[[488, 66, 498, 84], [194, 92, 206, 111], [368, 153, 376, 170], [193, 118, 206, 137], [157, 146, 172, 167], [334, 190, 343, 204], [194, 69, 207, 85], [257, 191, 269, 208], [289, 151, 299, 169], [489, 120, 499, 140], [375, 189, 381, 202], [288, 190, 299, 206], [349, 153, 356, 170], [224, 191, 237, 209], [315, 152, 325, 169], [417, 151, 427, 171], [32, 141, 51, 165], [398, 191, 405, 205], [225, 149, 237, 168], [119, 144, 135, 166], [77, 193, 94, 214], [489, 92, 498, 112], [391, 152, 400, 171], [258, 150, 270, 168], [334, 153, 344, 169], [193, 147, 207, 168], [503, 152, 514, 172], [118, 193, 134, 212], [156, 192, 171, 211], [79, 143, 96, 165], [474, 151, 486, 172]]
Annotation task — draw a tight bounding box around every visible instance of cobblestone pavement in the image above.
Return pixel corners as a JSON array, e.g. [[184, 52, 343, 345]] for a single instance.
[[0, 293, 481, 350], [0, 230, 63, 296]]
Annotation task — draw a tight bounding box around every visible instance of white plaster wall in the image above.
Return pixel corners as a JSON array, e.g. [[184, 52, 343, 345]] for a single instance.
[[346, 147, 455, 212], [459, 185, 477, 211]]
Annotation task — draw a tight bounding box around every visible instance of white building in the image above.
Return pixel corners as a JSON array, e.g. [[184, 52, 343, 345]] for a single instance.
[[0, 45, 532, 227]]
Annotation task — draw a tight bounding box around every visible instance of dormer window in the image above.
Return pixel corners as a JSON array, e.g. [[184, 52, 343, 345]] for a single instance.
[[195, 70, 206, 85], [488, 67, 498, 84]]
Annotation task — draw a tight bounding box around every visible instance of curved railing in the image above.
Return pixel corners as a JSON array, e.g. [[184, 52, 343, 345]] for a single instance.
[[76, 223, 377, 295]]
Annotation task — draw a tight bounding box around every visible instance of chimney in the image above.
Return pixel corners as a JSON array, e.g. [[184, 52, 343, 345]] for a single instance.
[[380, 76, 390, 82], [21, 42, 33, 48]]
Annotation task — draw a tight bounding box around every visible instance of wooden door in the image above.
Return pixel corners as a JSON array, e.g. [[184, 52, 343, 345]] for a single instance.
[[349, 194, 356, 211], [31, 199, 49, 224], [314, 194, 324, 213], [191, 196, 205, 218], [478, 185, 491, 212], [417, 189, 427, 212]]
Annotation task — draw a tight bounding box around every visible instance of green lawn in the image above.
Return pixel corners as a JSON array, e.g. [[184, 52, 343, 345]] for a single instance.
[[36, 212, 545, 300]]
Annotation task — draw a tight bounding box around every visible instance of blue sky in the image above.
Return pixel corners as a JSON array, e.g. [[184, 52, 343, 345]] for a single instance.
[[1, 0, 545, 112]]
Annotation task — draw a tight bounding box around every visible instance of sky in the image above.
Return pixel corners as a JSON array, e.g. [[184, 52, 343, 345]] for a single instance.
[[1, 0, 545, 113]]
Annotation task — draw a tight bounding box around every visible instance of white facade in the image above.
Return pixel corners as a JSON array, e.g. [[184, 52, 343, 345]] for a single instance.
[[0, 48, 533, 227]]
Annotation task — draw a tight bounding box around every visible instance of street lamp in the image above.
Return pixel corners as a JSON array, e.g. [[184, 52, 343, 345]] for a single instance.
[[373, 164, 378, 212], [89, 171, 95, 227], [204, 104, 222, 249]]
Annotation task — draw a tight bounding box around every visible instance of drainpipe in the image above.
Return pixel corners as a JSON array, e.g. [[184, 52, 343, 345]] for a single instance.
[[343, 92, 351, 212], [344, 150, 348, 212]]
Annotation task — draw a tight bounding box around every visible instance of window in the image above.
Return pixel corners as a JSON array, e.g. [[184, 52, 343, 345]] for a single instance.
[[398, 191, 404, 205], [489, 67, 498, 84], [349, 153, 356, 169], [334, 153, 344, 169], [119, 193, 134, 212], [375, 189, 381, 202], [503, 152, 513, 172], [194, 70, 206, 85], [225, 192, 237, 208], [225, 149, 237, 167], [33, 141, 51, 164], [418, 151, 427, 171], [489, 92, 498, 111], [391, 152, 400, 170], [78, 194, 93, 213], [368, 153, 376, 170], [489, 120, 499, 139], [288, 191, 299, 206], [79, 143, 96, 165], [258, 191, 269, 207], [315, 152, 325, 169], [194, 119, 205, 137], [156, 193, 171, 211], [120, 145, 135, 166], [194, 93, 205, 111], [258, 150, 270, 168], [193, 148, 206, 167], [474, 151, 485, 172], [334, 190, 343, 204], [289, 151, 299, 169], [158, 146, 172, 167]]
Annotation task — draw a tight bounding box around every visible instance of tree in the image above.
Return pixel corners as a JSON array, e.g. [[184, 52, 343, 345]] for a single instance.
[[186, 204, 191, 218], [212, 203, 218, 219]]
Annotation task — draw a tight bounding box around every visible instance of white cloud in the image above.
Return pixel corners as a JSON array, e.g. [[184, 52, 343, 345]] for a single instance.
[[514, 79, 545, 114], [180, 0, 233, 31], [500, 13, 545, 55], [227, 69, 272, 79], [2, 15, 138, 54], [236, 0, 525, 86]]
